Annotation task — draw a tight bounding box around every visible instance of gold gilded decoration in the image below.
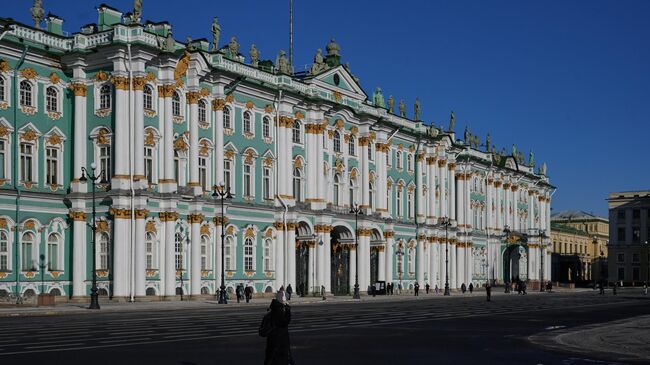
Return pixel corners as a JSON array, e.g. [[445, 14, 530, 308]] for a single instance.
[[333, 91, 342, 103], [350, 126, 358, 135], [200, 88, 210, 97], [273, 221, 285, 230], [448, 163, 456, 170], [408, 145, 415, 153], [293, 158, 303, 168], [426, 156, 437, 165], [199, 140, 210, 156], [186, 91, 201, 104], [24, 271, 36, 279], [212, 98, 226, 111], [96, 128, 110, 144], [20, 105, 36, 116], [111, 76, 130, 90], [175, 78, 184, 87], [244, 149, 255, 164], [146, 72, 156, 81], [225, 94, 235, 104], [109, 208, 132, 219], [438, 159, 447, 167], [383, 231, 395, 238], [294, 111, 304, 119], [49, 271, 62, 278], [68, 210, 86, 222], [200, 224, 210, 235], [0, 59, 10, 73], [23, 220, 36, 230], [245, 227, 255, 238], [132, 76, 146, 91], [96, 270, 109, 278], [334, 119, 344, 129], [94, 220, 109, 233], [146, 270, 157, 278], [135, 209, 150, 219], [22, 129, 37, 142], [173, 137, 188, 151], [245, 101, 254, 110], [159, 211, 179, 222], [213, 216, 228, 226], [49, 73, 60, 84], [94, 70, 109, 82], [46, 134, 62, 146], [263, 156, 274, 166], [145, 220, 157, 233], [158, 84, 176, 98], [20, 68, 38, 79], [224, 149, 235, 159], [0, 218, 6, 228], [144, 129, 155, 146], [0, 126, 10, 138], [264, 104, 273, 113], [174, 51, 191, 81], [188, 213, 205, 224]]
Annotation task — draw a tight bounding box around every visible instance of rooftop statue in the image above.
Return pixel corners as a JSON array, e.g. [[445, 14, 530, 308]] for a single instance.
[[448, 111, 456, 132], [398, 99, 406, 117], [387, 95, 395, 114], [464, 126, 469, 144], [133, 0, 142, 21], [427, 123, 439, 138], [326, 38, 340, 57], [164, 32, 175, 52], [228, 36, 240, 60], [30, 0, 45, 29], [529, 150, 535, 167], [511, 144, 517, 157], [486, 133, 491, 152], [414, 97, 421, 120], [310, 48, 327, 74], [276, 50, 291, 74], [473, 135, 480, 149], [186, 36, 197, 51], [211, 17, 221, 51], [249, 44, 260, 67], [491, 146, 496, 154], [540, 162, 547, 175], [373, 87, 385, 108]]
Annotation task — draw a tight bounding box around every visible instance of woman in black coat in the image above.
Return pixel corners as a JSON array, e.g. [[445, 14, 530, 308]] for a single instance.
[[264, 299, 294, 365]]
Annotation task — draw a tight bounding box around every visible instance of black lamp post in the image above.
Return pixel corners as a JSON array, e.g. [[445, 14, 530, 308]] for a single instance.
[[502, 225, 511, 288], [440, 217, 451, 296], [350, 202, 362, 299], [539, 229, 547, 292], [592, 236, 598, 290], [80, 162, 106, 310], [38, 254, 47, 296], [212, 181, 232, 304], [396, 245, 404, 293]]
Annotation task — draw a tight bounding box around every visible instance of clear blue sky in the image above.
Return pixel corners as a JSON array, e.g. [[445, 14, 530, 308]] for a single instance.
[[5, 0, 649, 217]]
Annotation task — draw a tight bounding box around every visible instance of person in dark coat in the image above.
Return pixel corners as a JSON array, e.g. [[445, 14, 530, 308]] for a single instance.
[[485, 282, 491, 302], [461, 283, 467, 294], [236, 284, 243, 303], [244, 285, 253, 303], [263, 299, 294, 365], [425, 283, 430, 294], [414, 282, 420, 296], [469, 283, 474, 294], [286, 284, 293, 300]]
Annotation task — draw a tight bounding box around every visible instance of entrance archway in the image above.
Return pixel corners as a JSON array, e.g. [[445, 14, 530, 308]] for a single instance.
[[331, 225, 353, 295], [503, 244, 528, 283], [369, 229, 384, 286], [295, 221, 313, 297]]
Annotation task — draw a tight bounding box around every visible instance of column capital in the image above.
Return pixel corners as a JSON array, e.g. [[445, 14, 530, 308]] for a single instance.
[[68, 210, 86, 221], [383, 230, 395, 238], [135, 209, 150, 219], [212, 98, 226, 110], [132, 76, 147, 91], [188, 213, 205, 224], [158, 84, 176, 97], [159, 211, 179, 222], [186, 91, 201, 104], [109, 207, 132, 219], [68, 82, 87, 97], [111, 76, 130, 91], [213, 216, 229, 226]]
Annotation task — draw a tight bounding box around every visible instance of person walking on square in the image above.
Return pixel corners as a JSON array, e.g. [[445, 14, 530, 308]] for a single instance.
[[414, 282, 420, 296], [244, 284, 253, 303], [485, 282, 491, 302], [643, 282, 647, 295], [286, 284, 293, 301], [261, 299, 294, 365], [321, 285, 326, 300], [398, 282, 402, 295], [461, 283, 467, 294], [236, 284, 243, 303], [469, 283, 474, 294], [425, 283, 430, 294], [599, 281, 604, 295], [613, 282, 617, 295], [276, 286, 286, 303], [435, 284, 439, 294]]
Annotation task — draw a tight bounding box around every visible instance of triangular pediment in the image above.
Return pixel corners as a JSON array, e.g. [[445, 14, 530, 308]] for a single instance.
[[309, 65, 367, 101]]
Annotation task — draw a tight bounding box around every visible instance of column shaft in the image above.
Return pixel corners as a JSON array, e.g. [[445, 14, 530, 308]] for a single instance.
[[190, 218, 202, 296], [134, 214, 146, 297]]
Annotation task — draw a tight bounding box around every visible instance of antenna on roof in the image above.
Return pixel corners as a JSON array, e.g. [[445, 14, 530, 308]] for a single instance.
[[289, 0, 293, 67]]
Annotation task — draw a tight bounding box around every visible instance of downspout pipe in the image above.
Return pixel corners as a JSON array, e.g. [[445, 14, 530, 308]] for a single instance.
[[13, 43, 28, 299], [126, 44, 136, 302]]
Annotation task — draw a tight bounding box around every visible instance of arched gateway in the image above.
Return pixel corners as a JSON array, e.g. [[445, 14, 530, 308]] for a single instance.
[[330, 225, 353, 295], [503, 232, 529, 283], [295, 221, 313, 297]]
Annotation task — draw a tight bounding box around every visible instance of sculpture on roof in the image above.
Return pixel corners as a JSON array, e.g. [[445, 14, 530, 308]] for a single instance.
[[276, 50, 291, 74], [30, 0, 45, 29], [228, 36, 240, 60], [427, 123, 439, 138], [211, 17, 221, 51], [310, 48, 327, 74], [164, 32, 175, 52], [540, 162, 547, 176], [448, 111, 456, 132], [398, 99, 406, 117], [387, 95, 395, 114], [464, 126, 469, 144], [186, 36, 197, 51], [326, 38, 340, 57], [529, 150, 535, 167], [373, 87, 385, 108], [249, 44, 260, 67], [486, 133, 491, 152], [414, 97, 421, 120], [133, 0, 142, 21], [511, 144, 517, 157]]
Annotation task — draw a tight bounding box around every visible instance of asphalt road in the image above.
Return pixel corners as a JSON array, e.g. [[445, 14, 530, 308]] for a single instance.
[[0, 291, 648, 365]]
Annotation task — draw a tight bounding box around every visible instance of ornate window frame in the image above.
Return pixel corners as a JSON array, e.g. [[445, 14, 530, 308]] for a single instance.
[[43, 83, 63, 120], [94, 82, 112, 117], [90, 126, 113, 179], [18, 79, 38, 114]]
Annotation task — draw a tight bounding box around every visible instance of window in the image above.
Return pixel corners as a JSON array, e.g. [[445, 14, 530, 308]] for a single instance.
[[0, 231, 9, 271], [617, 210, 625, 221], [293, 167, 303, 202], [175, 233, 184, 270], [223, 107, 231, 129], [397, 187, 403, 217], [144, 146, 154, 184], [617, 253, 624, 263], [224, 159, 232, 192], [263, 238, 273, 271], [396, 151, 402, 169], [99, 145, 111, 178], [21, 232, 35, 271], [617, 227, 626, 242], [333, 174, 341, 205], [244, 238, 254, 271], [632, 227, 640, 242], [174, 150, 182, 184], [143, 85, 153, 110], [262, 117, 271, 138], [20, 142, 34, 182], [632, 253, 640, 263], [19, 81, 32, 107], [172, 91, 181, 116], [243, 111, 252, 134], [201, 235, 209, 271], [243, 163, 252, 197], [199, 156, 208, 191], [46, 87, 58, 112], [633, 267, 640, 281], [145, 232, 155, 269], [617, 267, 624, 281], [368, 143, 373, 160], [408, 247, 415, 273], [369, 182, 375, 209], [225, 236, 234, 271], [349, 178, 357, 206], [198, 100, 207, 123], [98, 233, 109, 270], [47, 234, 60, 271], [0, 140, 5, 180], [396, 246, 404, 274], [100, 84, 111, 109], [263, 167, 272, 200], [407, 154, 413, 171], [292, 121, 301, 143], [45, 146, 59, 185], [632, 209, 640, 219], [386, 149, 391, 166], [348, 135, 356, 156], [333, 131, 341, 153], [407, 191, 414, 219], [0, 77, 5, 102]]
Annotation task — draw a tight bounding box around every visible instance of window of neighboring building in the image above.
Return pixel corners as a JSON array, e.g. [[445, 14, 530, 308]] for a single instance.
[[617, 253, 625, 262], [292, 121, 301, 143], [143, 85, 153, 111], [617, 227, 626, 242], [617, 267, 625, 281], [617, 209, 625, 220], [632, 253, 640, 263], [262, 116, 271, 138], [632, 267, 640, 281], [19, 81, 33, 107], [632, 227, 640, 242], [172, 91, 181, 116], [333, 131, 341, 153], [45, 87, 58, 112], [632, 209, 640, 219], [244, 238, 254, 271]]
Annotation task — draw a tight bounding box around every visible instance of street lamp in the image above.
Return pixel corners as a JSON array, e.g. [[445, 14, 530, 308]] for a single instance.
[[592, 236, 598, 290], [212, 181, 233, 304], [440, 217, 452, 296], [539, 229, 547, 292], [350, 202, 362, 299], [502, 225, 511, 288], [395, 245, 404, 293], [79, 162, 107, 310]]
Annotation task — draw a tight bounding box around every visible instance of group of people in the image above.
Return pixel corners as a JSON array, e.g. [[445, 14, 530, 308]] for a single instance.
[[235, 284, 255, 303], [504, 279, 527, 295]]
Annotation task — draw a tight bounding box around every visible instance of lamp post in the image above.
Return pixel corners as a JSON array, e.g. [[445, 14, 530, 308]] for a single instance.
[[396, 245, 404, 294], [502, 225, 511, 288], [80, 162, 106, 310], [212, 181, 232, 304], [539, 229, 547, 292], [440, 217, 451, 296], [592, 236, 598, 290], [645, 240, 649, 287], [350, 202, 362, 299]]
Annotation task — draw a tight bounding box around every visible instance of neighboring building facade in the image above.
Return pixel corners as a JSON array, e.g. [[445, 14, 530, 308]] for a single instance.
[[550, 210, 609, 284], [607, 191, 650, 285], [0, 3, 554, 301]]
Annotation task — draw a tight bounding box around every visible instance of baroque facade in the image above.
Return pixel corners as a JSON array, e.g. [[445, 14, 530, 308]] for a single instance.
[[0, 3, 554, 300]]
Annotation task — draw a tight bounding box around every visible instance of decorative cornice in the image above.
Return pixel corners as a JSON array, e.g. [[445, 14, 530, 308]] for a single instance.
[[186, 91, 201, 104], [111, 76, 130, 91], [188, 213, 205, 224], [159, 211, 179, 222], [68, 211, 86, 221]]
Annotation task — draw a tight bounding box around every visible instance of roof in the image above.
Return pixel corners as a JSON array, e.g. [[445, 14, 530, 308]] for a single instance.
[[551, 210, 606, 221], [550, 222, 590, 236]]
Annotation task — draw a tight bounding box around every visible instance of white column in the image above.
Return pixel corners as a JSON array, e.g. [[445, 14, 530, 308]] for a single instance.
[[213, 100, 225, 185], [528, 245, 536, 281], [161, 85, 176, 192], [457, 242, 465, 286], [287, 223, 296, 289], [361, 234, 371, 291], [134, 210, 147, 297], [164, 214, 176, 297], [112, 209, 130, 298], [440, 239, 446, 288], [416, 236, 425, 285], [360, 138, 370, 210], [71, 82, 87, 191], [439, 161, 447, 217], [416, 156, 425, 221], [275, 223, 285, 289], [111, 76, 130, 190], [349, 245, 357, 294], [378, 246, 386, 281], [427, 158, 436, 224], [385, 233, 394, 284], [449, 164, 456, 222], [71, 212, 87, 297], [133, 78, 145, 187], [188, 92, 201, 195], [456, 173, 464, 228], [428, 240, 436, 287], [214, 222, 223, 293], [308, 242, 315, 294], [450, 242, 457, 289], [323, 228, 332, 293], [316, 127, 325, 203], [467, 244, 473, 285], [190, 214, 202, 296], [375, 144, 386, 214]]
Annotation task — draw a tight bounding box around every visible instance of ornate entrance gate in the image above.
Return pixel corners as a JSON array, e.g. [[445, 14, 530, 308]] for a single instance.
[[295, 241, 309, 296], [370, 247, 379, 286], [503, 244, 528, 283], [330, 225, 353, 296]]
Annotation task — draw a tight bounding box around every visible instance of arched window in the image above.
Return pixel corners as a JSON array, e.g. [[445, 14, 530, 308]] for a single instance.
[[100, 84, 111, 109], [263, 166, 272, 200], [244, 238, 254, 271], [263, 238, 273, 271], [333, 173, 341, 205], [223, 107, 232, 129], [198, 100, 207, 123], [47, 233, 61, 271], [396, 187, 403, 217], [348, 135, 356, 156], [145, 232, 156, 269], [225, 236, 234, 271], [396, 151, 402, 169], [292, 120, 301, 143], [407, 191, 414, 219], [262, 116, 271, 138], [243, 111, 252, 134], [243, 161, 252, 197], [0, 77, 5, 102], [46, 87, 58, 112], [349, 178, 357, 206], [396, 245, 404, 274], [200, 235, 209, 271], [407, 154, 413, 171], [98, 232, 109, 270], [0, 231, 8, 271], [199, 155, 208, 191], [174, 233, 184, 270], [293, 167, 303, 202], [172, 91, 181, 116], [143, 85, 153, 110], [19, 81, 32, 107], [333, 131, 341, 153]]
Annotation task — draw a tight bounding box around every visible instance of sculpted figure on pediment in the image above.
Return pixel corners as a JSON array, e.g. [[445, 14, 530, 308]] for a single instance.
[[387, 95, 395, 114]]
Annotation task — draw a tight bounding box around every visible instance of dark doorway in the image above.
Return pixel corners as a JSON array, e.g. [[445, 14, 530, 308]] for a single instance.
[[330, 226, 353, 296], [296, 241, 309, 296], [370, 247, 379, 286]]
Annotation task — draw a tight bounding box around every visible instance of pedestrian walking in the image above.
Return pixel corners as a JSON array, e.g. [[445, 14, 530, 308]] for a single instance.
[[485, 282, 491, 302], [286, 284, 293, 301], [461, 283, 467, 294], [276, 286, 286, 303], [504, 281, 509, 293], [598, 281, 604, 295], [425, 283, 430, 294], [398, 282, 402, 295], [644, 282, 648, 295], [260, 299, 294, 365], [244, 284, 253, 303], [434, 284, 439, 294], [469, 283, 474, 294], [321, 285, 326, 300], [414, 282, 420, 296], [522, 282, 527, 295], [236, 284, 243, 303]]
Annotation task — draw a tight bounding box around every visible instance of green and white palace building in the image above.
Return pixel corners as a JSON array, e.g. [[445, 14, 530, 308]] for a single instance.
[[0, 2, 554, 301]]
